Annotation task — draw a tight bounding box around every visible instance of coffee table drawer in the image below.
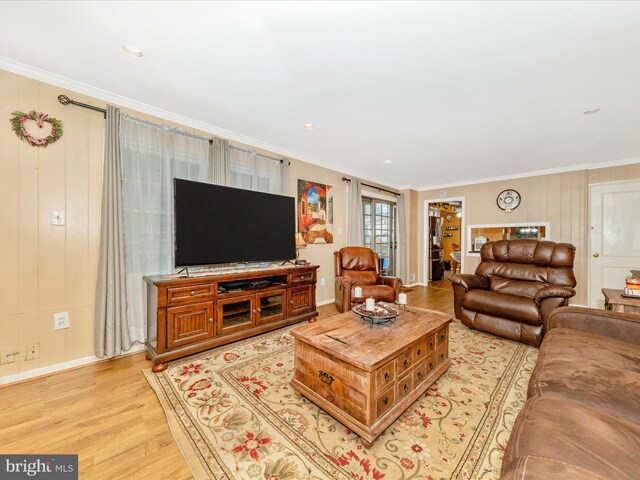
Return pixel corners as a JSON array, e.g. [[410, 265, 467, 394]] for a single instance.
[[294, 344, 367, 423], [426, 353, 438, 374], [435, 325, 448, 348], [375, 360, 395, 392], [396, 349, 413, 374], [412, 339, 428, 363], [397, 371, 413, 402], [435, 345, 448, 366], [426, 334, 436, 352], [376, 386, 395, 418], [413, 359, 427, 385]]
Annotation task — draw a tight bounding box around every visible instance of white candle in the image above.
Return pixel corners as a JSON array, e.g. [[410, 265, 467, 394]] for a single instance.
[[365, 297, 375, 311], [398, 292, 407, 305], [354, 286, 363, 298]]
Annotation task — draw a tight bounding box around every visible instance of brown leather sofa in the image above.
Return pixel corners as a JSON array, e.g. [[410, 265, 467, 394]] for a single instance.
[[334, 247, 402, 313], [501, 306, 640, 479], [451, 240, 576, 347]]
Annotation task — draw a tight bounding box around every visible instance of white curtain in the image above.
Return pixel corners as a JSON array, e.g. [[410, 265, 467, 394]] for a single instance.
[[348, 179, 364, 246], [95, 105, 132, 358], [396, 193, 407, 283], [120, 116, 210, 343], [229, 147, 286, 194], [210, 137, 230, 186]]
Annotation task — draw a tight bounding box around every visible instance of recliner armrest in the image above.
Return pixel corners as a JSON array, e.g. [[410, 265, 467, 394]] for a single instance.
[[547, 306, 640, 345], [533, 286, 576, 304], [451, 274, 489, 292], [379, 276, 402, 291]]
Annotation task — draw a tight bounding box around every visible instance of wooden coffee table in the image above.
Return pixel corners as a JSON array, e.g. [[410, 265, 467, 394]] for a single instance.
[[290, 306, 451, 447], [602, 288, 640, 315]]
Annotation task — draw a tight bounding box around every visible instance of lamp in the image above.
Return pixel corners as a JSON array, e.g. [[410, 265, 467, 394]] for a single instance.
[[295, 232, 307, 265]]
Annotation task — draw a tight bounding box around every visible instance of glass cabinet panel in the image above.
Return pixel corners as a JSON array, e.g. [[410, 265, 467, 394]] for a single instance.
[[256, 290, 286, 325], [218, 296, 254, 333]]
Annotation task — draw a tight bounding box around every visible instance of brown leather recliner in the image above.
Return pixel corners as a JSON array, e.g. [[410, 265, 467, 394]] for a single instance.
[[451, 239, 576, 347], [334, 247, 402, 313]]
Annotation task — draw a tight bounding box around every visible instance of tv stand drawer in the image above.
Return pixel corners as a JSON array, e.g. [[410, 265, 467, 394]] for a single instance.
[[167, 284, 216, 305]]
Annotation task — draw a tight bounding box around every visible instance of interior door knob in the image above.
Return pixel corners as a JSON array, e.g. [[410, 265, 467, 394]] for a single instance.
[[592, 253, 600, 258]]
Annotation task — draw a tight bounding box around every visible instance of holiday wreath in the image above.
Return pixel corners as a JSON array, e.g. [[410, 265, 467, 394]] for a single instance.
[[10, 110, 63, 147]]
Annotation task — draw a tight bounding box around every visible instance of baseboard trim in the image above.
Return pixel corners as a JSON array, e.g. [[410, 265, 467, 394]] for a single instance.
[[0, 344, 146, 387], [317, 298, 336, 307]]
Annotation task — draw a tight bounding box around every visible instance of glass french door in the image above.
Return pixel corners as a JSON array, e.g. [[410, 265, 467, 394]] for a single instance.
[[363, 197, 396, 276]]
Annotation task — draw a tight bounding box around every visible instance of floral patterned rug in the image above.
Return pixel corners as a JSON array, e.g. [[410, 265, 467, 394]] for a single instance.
[[144, 319, 537, 480]]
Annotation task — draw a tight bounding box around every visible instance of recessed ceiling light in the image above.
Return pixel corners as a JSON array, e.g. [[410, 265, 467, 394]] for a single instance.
[[583, 108, 601, 115], [384, 160, 392, 164], [303, 124, 315, 130], [123, 44, 144, 58]]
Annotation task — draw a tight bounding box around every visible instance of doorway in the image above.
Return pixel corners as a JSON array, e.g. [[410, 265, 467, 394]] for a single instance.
[[424, 198, 465, 283], [589, 180, 640, 307]]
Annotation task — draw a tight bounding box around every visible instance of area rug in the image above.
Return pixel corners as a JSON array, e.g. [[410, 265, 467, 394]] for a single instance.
[[144, 319, 538, 480]]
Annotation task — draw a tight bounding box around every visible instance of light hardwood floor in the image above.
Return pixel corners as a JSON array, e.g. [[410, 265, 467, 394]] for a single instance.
[[0, 282, 454, 479]]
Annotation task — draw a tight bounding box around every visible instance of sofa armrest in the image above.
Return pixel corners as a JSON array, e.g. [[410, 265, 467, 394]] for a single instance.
[[451, 274, 489, 292], [547, 306, 640, 345], [533, 286, 576, 304], [379, 276, 402, 291]]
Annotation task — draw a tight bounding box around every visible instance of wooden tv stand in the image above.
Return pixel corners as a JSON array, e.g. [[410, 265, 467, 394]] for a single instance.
[[144, 264, 319, 372]]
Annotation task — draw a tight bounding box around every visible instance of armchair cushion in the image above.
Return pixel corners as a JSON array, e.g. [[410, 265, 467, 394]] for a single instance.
[[462, 290, 540, 325], [358, 285, 396, 303]]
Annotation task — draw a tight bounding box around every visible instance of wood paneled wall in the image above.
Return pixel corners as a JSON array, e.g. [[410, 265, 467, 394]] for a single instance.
[[418, 163, 640, 305], [0, 71, 105, 377]]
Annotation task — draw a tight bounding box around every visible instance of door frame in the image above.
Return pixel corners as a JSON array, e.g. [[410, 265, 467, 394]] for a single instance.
[[423, 196, 465, 285], [587, 178, 640, 307]]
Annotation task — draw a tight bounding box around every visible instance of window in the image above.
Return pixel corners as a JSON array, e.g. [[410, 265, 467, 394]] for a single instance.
[[229, 147, 283, 194], [363, 197, 396, 276]]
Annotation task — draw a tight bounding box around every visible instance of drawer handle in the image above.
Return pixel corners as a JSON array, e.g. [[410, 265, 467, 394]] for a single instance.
[[403, 383, 409, 393], [384, 372, 389, 382], [190, 290, 196, 296], [257, 308, 261, 312], [417, 371, 423, 380], [440, 353, 445, 360], [429, 342, 434, 349], [319, 370, 334, 385], [208, 318, 213, 323], [290, 300, 294, 305], [300, 275, 308, 279], [417, 348, 421, 356], [403, 359, 409, 368], [440, 334, 445, 340], [429, 362, 434, 370], [383, 396, 389, 405]]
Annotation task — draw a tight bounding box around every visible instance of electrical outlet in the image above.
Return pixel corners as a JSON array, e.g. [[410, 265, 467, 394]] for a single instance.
[[320, 277, 326, 286], [410, 273, 416, 282], [53, 311, 70, 330], [1, 348, 20, 365], [26, 343, 40, 360]]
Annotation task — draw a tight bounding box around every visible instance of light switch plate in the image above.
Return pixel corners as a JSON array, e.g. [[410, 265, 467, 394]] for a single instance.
[[51, 209, 65, 226]]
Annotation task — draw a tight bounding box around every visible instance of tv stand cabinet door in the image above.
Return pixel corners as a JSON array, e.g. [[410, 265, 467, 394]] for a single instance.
[[217, 294, 257, 335], [288, 285, 314, 316], [256, 289, 287, 325], [166, 302, 215, 349]]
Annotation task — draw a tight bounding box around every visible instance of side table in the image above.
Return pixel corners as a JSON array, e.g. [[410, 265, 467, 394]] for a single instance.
[[602, 288, 640, 315]]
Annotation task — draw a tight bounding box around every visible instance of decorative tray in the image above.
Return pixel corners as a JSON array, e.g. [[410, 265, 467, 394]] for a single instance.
[[353, 302, 400, 326]]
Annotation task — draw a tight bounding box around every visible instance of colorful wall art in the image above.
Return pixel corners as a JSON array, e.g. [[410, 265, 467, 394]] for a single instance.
[[297, 179, 334, 244]]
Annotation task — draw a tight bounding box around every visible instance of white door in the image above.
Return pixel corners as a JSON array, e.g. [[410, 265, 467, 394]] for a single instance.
[[589, 180, 640, 307]]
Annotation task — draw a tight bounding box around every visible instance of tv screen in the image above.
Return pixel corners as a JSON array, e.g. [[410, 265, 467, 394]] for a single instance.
[[174, 179, 296, 267]]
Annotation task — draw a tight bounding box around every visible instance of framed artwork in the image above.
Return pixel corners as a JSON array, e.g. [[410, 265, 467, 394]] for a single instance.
[[297, 179, 334, 244]]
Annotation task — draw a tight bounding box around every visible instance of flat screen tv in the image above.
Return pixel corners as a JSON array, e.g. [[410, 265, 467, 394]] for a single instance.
[[174, 179, 296, 267]]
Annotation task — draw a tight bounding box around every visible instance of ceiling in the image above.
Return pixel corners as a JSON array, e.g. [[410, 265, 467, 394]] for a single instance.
[[1, 1, 640, 189]]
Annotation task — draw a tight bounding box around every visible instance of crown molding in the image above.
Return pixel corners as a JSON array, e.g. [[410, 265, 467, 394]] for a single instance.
[[416, 156, 640, 192], [0, 56, 374, 184]]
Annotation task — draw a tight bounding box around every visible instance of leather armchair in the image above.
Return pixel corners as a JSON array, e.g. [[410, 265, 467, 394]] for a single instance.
[[334, 247, 402, 313], [452, 239, 576, 347]]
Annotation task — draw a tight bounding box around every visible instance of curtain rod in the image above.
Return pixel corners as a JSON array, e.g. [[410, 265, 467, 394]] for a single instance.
[[341, 177, 400, 196], [58, 95, 107, 118], [58, 94, 289, 164]]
